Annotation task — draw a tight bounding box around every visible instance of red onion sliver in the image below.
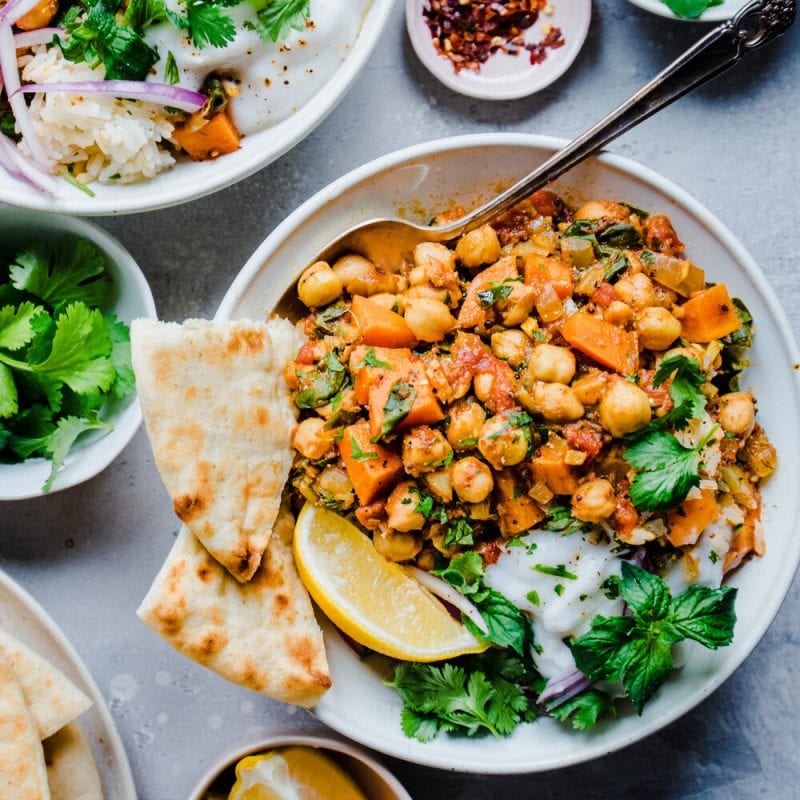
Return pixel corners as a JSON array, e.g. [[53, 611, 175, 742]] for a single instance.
[[537, 668, 593, 708], [14, 28, 63, 48], [14, 80, 207, 112], [0, 0, 42, 25], [0, 133, 56, 194], [408, 567, 489, 634], [0, 22, 52, 171]]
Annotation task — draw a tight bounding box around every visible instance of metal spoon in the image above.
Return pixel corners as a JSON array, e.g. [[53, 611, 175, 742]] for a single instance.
[[300, 0, 795, 270]]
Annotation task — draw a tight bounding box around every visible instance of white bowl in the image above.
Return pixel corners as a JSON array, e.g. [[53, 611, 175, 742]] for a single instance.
[[0, 210, 156, 500], [627, 0, 748, 22], [0, 0, 397, 216], [187, 732, 412, 800], [405, 0, 591, 100], [217, 134, 800, 772]]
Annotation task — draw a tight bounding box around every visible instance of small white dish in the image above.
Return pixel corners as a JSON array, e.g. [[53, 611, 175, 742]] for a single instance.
[[0, 210, 156, 500], [188, 732, 412, 800], [0, 568, 137, 800], [627, 0, 748, 22], [405, 0, 591, 100], [218, 133, 800, 773]]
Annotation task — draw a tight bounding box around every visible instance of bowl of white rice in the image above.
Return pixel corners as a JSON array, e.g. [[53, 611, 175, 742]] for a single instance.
[[0, 0, 396, 215]]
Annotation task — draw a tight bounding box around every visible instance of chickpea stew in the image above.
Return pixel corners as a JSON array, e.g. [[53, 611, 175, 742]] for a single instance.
[[284, 190, 776, 737]]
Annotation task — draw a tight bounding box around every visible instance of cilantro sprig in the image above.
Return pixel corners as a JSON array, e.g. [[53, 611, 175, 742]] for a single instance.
[[0, 237, 134, 491], [549, 689, 616, 730], [569, 563, 736, 714], [249, 0, 311, 43]]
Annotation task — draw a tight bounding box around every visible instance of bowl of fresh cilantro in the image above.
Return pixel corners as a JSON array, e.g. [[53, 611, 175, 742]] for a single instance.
[[625, 0, 749, 21], [0, 209, 156, 499], [218, 133, 800, 772]]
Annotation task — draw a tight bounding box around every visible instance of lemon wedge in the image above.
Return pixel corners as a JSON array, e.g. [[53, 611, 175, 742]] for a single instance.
[[228, 747, 366, 800], [293, 503, 487, 661]]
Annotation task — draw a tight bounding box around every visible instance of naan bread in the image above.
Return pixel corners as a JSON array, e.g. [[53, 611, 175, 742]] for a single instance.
[[43, 724, 103, 800], [0, 628, 92, 740], [131, 317, 303, 582], [137, 508, 331, 707], [0, 654, 50, 800]]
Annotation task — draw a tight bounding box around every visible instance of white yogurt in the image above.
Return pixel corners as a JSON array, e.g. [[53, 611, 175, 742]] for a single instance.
[[485, 530, 624, 679], [145, 0, 372, 135]]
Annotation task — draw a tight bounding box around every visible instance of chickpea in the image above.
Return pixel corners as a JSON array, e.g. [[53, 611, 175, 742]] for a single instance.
[[401, 285, 452, 307], [385, 481, 426, 532], [614, 273, 657, 311], [413, 242, 458, 289], [446, 398, 486, 451], [636, 306, 682, 351], [498, 283, 536, 327], [491, 330, 533, 369], [425, 469, 453, 503], [598, 378, 652, 436], [572, 370, 608, 406], [367, 292, 399, 312], [404, 298, 456, 343], [455, 225, 501, 268], [525, 344, 576, 385], [402, 426, 453, 477], [478, 412, 530, 470], [451, 457, 494, 503], [604, 300, 633, 326], [473, 372, 495, 406], [332, 253, 396, 296], [532, 382, 585, 422], [571, 478, 617, 523], [372, 527, 422, 562], [574, 199, 629, 223], [316, 465, 355, 510], [717, 392, 755, 436], [292, 417, 334, 460], [297, 261, 343, 308]]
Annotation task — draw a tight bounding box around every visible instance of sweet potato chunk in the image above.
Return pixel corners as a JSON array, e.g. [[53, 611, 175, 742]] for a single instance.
[[560, 311, 639, 375], [173, 111, 241, 161], [680, 284, 741, 343], [339, 422, 403, 505], [351, 296, 417, 348]]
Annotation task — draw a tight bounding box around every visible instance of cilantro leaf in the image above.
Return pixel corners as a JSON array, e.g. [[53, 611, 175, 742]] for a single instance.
[[477, 277, 520, 309], [0, 363, 18, 418], [164, 49, 180, 85], [251, 0, 310, 42], [543, 504, 590, 535], [0, 302, 43, 351], [123, 0, 167, 30], [5, 404, 55, 459], [9, 237, 111, 310], [443, 517, 474, 548], [399, 707, 440, 742], [105, 314, 135, 400], [654, 354, 706, 423], [43, 414, 112, 492], [185, 0, 237, 48], [549, 689, 616, 730]]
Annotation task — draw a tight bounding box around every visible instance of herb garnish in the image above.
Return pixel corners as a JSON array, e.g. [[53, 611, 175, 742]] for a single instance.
[[532, 564, 578, 580], [442, 518, 474, 548], [477, 277, 522, 309], [549, 689, 616, 730], [348, 436, 378, 462], [659, 0, 723, 19], [358, 347, 392, 370], [373, 381, 416, 442], [249, 0, 311, 43]]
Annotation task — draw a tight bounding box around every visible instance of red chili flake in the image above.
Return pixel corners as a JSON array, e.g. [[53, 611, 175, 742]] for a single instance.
[[422, 1, 565, 74]]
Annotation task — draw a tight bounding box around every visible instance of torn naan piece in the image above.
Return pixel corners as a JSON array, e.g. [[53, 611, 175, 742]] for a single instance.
[[0, 654, 50, 800], [44, 724, 103, 800], [131, 317, 303, 582], [0, 628, 92, 741], [137, 508, 331, 707]]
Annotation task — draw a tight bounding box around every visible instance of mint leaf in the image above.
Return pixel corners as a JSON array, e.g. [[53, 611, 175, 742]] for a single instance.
[[618, 561, 670, 622], [43, 414, 112, 492], [668, 584, 737, 649], [569, 615, 635, 683], [615, 631, 674, 713], [123, 0, 167, 30], [0, 302, 43, 350], [660, 0, 723, 19], [549, 689, 616, 730]]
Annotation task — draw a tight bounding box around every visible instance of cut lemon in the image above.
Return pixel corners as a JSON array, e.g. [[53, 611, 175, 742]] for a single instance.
[[228, 747, 366, 800], [293, 503, 487, 661]]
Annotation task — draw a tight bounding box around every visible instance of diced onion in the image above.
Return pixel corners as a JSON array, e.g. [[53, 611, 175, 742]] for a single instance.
[[13, 80, 207, 112], [408, 567, 489, 634]]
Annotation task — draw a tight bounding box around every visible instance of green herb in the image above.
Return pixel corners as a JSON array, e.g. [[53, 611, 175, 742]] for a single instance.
[[640, 250, 656, 266], [487, 410, 533, 441], [294, 354, 346, 409], [458, 436, 479, 448], [348, 436, 378, 462], [624, 425, 717, 512], [443, 518, 474, 548], [601, 575, 621, 599], [123, 0, 168, 30], [410, 486, 435, 518], [525, 589, 540, 607], [311, 303, 348, 337], [659, 0, 723, 19], [182, 0, 238, 48], [57, 0, 159, 81], [477, 277, 521, 309], [716, 298, 753, 393], [428, 449, 454, 469], [622, 203, 649, 219], [598, 246, 628, 282], [60, 168, 96, 198], [569, 563, 736, 713], [596, 223, 642, 248], [373, 380, 416, 442], [554, 583, 565, 596], [1, 110, 19, 142], [250, 0, 311, 42], [549, 689, 616, 730], [562, 220, 597, 238], [652, 353, 706, 428], [532, 564, 578, 580], [164, 50, 180, 84], [543, 505, 588, 536], [0, 237, 133, 491], [359, 347, 392, 369]]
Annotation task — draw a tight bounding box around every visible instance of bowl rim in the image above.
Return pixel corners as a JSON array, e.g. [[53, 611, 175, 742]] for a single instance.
[[0, 209, 156, 500], [0, 0, 398, 216], [625, 0, 746, 22], [217, 132, 800, 773], [186, 731, 413, 800]]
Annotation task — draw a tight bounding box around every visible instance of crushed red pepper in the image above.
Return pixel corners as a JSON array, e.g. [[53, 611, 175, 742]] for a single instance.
[[422, 0, 565, 74]]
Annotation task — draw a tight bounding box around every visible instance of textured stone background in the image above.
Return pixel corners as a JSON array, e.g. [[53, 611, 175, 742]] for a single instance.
[[1, 1, 799, 798]]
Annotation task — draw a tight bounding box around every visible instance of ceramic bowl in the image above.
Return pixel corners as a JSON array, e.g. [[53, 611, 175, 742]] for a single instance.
[[626, 0, 749, 22], [405, 0, 591, 99], [217, 133, 800, 772], [0, 0, 397, 216], [187, 732, 412, 800], [0, 209, 156, 500]]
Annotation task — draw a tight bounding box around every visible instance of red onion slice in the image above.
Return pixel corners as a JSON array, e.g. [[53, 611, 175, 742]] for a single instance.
[[0, 0, 43, 25], [14, 80, 206, 112], [0, 23, 52, 171], [537, 668, 593, 708], [14, 28, 63, 48], [408, 567, 489, 634], [0, 133, 56, 194]]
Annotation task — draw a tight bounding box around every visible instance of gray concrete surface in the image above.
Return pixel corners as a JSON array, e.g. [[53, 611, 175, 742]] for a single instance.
[[2, 1, 799, 797]]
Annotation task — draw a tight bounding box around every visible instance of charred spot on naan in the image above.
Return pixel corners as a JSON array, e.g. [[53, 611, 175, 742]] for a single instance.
[[174, 493, 206, 522], [184, 629, 229, 662]]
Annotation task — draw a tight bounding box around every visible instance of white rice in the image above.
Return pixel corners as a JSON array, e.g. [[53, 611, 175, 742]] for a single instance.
[[18, 46, 176, 184]]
